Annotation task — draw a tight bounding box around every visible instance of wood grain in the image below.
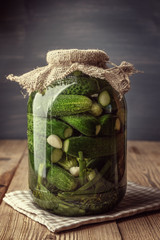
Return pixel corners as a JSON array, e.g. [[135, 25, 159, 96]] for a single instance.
[[0, 147, 122, 240], [117, 141, 160, 240], [0, 140, 27, 202], [0, 140, 160, 239]]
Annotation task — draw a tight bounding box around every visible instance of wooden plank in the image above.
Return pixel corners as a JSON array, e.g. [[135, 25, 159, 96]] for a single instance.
[[118, 215, 160, 240], [1, 140, 160, 239], [138, 141, 160, 239], [127, 141, 160, 188], [57, 223, 122, 240], [0, 145, 122, 240], [0, 140, 27, 203], [117, 141, 160, 240]]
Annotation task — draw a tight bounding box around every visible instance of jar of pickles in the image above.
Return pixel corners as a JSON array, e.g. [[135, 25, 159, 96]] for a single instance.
[[27, 70, 127, 216], [7, 49, 136, 216]]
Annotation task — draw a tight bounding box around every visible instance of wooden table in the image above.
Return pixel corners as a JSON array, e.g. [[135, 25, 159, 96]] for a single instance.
[[0, 140, 160, 240]]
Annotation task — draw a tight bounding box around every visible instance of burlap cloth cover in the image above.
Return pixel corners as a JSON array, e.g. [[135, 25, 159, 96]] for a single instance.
[[7, 49, 137, 98], [3, 182, 160, 233]]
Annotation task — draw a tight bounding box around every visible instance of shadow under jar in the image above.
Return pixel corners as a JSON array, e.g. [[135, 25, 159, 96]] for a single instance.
[[27, 70, 127, 217]]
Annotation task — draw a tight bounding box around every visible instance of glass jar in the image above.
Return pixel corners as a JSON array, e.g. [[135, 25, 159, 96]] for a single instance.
[[27, 71, 127, 216]]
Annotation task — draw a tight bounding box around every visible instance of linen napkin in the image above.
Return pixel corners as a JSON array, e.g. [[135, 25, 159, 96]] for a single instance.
[[3, 182, 160, 233]]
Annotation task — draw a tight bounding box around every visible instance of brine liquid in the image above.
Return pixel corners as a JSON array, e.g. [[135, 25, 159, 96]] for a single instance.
[[28, 74, 127, 216]]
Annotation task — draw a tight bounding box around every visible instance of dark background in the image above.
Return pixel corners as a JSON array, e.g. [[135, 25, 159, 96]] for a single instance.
[[0, 0, 160, 140]]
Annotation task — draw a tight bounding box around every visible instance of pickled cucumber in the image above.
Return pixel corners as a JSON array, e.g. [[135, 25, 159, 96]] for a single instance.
[[61, 114, 100, 136], [63, 136, 116, 158], [48, 95, 92, 116], [50, 73, 100, 96]]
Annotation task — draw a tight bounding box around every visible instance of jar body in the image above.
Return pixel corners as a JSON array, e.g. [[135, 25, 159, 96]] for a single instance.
[[27, 71, 127, 216]]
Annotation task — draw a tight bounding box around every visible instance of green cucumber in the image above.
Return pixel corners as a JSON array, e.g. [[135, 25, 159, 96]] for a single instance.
[[99, 114, 120, 136], [48, 95, 92, 117], [47, 165, 78, 191], [27, 131, 52, 170], [61, 114, 101, 136], [32, 183, 85, 216], [78, 151, 87, 185], [27, 114, 73, 139], [27, 130, 46, 154], [63, 136, 116, 158], [96, 78, 111, 90], [27, 92, 36, 114], [50, 73, 100, 95]]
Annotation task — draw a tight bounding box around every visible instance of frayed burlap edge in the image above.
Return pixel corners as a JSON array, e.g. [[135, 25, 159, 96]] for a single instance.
[[6, 49, 138, 98]]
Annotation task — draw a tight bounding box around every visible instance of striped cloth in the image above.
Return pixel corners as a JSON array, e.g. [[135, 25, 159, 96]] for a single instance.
[[3, 182, 160, 233]]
